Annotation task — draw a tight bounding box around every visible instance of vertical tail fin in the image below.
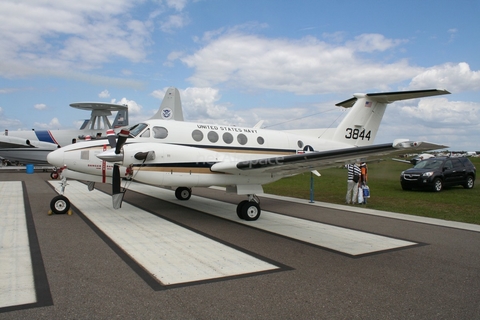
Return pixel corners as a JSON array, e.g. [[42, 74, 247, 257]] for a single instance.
[[332, 89, 450, 146], [112, 108, 129, 128], [150, 87, 184, 121]]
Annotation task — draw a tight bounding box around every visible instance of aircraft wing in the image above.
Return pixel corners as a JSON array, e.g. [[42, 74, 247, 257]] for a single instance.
[[210, 141, 447, 176], [391, 158, 413, 164]]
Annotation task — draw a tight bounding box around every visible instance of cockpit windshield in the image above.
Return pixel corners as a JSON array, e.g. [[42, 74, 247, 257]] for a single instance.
[[414, 158, 442, 170], [128, 123, 148, 137]]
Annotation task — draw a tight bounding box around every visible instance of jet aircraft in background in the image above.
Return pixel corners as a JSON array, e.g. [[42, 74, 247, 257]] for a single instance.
[[0, 87, 184, 166], [392, 153, 436, 165], [47, 89, 450, 220]]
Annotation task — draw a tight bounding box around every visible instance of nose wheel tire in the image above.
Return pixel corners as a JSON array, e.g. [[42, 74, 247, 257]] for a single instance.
[[50, 195, 71, 214]]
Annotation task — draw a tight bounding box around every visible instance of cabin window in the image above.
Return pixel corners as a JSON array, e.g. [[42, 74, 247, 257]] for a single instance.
[[192, 129, 204, 142], [297, 140, 304, 148], [140, 129, 150, 138], [208, 131, 219, 143], [223, 132, 233, 144], [257, 136, 265, 145], [129, 123, 148, 137], [153, 126, 168, 139], [237, 133, 248, 145]]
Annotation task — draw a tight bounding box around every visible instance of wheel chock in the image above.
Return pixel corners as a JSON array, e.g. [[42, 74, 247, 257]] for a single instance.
[[67, 210, 73, 216], [48, 210, 53, 215]]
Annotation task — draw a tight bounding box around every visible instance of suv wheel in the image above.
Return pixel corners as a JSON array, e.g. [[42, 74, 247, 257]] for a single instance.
[[432, 178, 443, 192], [463, 176, 475, 189]]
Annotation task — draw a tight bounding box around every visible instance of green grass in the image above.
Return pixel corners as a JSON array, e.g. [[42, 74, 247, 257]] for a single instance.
[[264, 157, 480, 225]]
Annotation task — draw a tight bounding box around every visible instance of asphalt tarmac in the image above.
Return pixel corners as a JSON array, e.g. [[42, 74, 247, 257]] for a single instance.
[[1, 170, 480, 319]]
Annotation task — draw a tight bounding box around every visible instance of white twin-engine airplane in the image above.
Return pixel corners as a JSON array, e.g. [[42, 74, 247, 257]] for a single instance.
[[47, 89, 450, 221]]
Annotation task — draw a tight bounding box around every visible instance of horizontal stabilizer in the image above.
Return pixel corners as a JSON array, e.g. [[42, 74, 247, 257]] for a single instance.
[[336, 89, 450, 108]]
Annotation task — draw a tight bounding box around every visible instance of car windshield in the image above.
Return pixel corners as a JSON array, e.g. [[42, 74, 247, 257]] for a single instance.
[[414, 159, 443, 169]]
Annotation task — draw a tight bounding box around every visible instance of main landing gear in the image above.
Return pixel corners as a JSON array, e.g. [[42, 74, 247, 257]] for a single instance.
[[175, 187, 192, 200], [236, 195, 261, 221], [174, 187, 261, 221]]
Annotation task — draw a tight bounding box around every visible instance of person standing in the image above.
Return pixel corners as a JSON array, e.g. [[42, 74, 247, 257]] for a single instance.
[[345, 163, 361, 204], [360, 162, 368, 185]]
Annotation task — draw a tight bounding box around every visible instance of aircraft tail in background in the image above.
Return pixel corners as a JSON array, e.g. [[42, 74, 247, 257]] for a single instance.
[[112, 108, 128, 128], [150, 87, 184, 121], [332, 89, 450, 147]]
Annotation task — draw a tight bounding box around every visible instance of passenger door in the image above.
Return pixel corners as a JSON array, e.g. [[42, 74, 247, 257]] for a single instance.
[[443, 159, 464, 186]]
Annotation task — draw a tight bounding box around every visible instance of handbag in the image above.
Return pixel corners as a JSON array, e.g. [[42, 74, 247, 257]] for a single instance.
[[358, 187, 364, 203], [363, 185, 370, 198]]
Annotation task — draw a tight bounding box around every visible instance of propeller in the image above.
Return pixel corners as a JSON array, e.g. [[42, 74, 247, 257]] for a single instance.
[[115, 129, 130, 154], [104, 129, 130, 209], [99, 129, 154, 209]]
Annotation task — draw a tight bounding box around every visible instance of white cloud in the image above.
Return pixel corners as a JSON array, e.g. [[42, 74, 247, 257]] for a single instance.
[[109, 98, 143, 123], [34, 103, 47, 110], [400, 97, 480, 126], [179, 32, 422, 94], [33, 117, 62, 129], [0, 0, 180, 86], [408, 62, 480, 92], [166, 0, 188, 11], [160, 13, 189, 33], [345, 33, 407, 52], [99, 90, 110, 98]]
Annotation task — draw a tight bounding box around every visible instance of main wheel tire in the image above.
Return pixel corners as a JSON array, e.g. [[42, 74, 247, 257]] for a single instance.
[[50, 195, 70, 214], [463, 176, 475, 189], [175, 187, 192, 200], [432, 178, 443, 192], [236, 200, 249, 219], [240, 201, 261, 221]]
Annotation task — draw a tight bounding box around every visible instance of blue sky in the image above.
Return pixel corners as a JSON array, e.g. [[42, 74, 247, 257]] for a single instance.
[[1, 0, 479, 151]]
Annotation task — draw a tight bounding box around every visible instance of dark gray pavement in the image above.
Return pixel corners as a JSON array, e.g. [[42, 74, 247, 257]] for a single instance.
[[1, 171, 480, 319]]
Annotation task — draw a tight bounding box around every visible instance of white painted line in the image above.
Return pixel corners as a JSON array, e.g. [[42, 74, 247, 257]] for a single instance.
[[0, 181, 36, 308], [49, 181, 278, 285], [250, 191, 480, 233], [127, 183, 418, 256]]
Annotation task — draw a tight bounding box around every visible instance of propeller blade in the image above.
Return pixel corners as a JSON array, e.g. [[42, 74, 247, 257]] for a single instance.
[[115, 129, 130, 155], [112, 164, 125, 209], [106, 129, 117, 149], [112, 164, 120, 194]]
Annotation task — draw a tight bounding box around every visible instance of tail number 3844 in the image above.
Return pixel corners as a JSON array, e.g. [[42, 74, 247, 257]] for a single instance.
[[345, 128, 371, 140]]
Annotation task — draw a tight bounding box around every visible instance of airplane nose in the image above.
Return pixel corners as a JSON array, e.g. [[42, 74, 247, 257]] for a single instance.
[[47, 148, 64, 167]]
